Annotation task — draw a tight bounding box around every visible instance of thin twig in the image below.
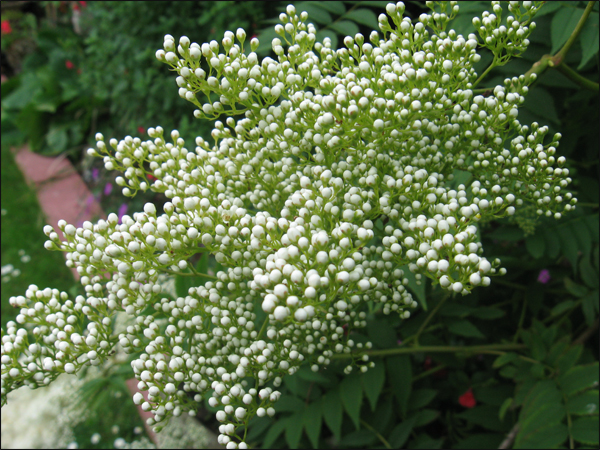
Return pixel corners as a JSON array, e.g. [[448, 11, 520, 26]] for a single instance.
[[498, 423, 519, 449]]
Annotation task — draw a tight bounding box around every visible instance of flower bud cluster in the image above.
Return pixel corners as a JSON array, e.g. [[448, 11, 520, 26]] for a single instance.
[[3, 3, 575, 447]]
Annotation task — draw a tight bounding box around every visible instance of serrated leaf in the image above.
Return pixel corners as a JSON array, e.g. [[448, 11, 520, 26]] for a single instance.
[[566, 390, 599, 416], [387, 355, 412, 417], [453, 433, 504, 449], [499, 397, 513, 421], [542, 226, 561, 259], [440, 303, 474, 318], [571, 416, 599, 445], [557, 363, 600, 397], [578, 12, 599, 69], [523, 87, 559, 125], [303, 400, 322, 449], [366, 318, 398, 348], [514, 422, 568, 449], [285, 413, 304, 449], [344, 8, 380, 30], [322, 388, 342, 440], [312, 1, 346, 15], [415, 409, 439, 427], [555, 344, 583, 375], [276, 395, 305, 413], [551, 300, 576, 316], [448, 319, 485, 338], [551, 6, 585, 54], [389, 416, 417, 448], [340, 372, 363, 429], [296, 366, 332, 385], [361, 359, 385, 411], [329, 20, 360, 38], [526, 232, 545, 259], [493, 352, 519, 369], [564, 277, 588, 297], [408, 388, 437, 411]]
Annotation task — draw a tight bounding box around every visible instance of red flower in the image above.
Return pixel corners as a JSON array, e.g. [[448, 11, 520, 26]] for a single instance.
[[1, 20, 12, 35], [72, 4, 79, 11], [79, 1, 87, 7], [138, 126, 146, 134], [66, 60, 74, 69], [147, 174, 156, 181], [458, 388, 477, 408]]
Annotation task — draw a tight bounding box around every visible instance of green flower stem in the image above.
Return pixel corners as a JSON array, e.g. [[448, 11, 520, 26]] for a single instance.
[[555, 1, 596, 62], [524, 1, 598, 91], [472, 61, 498, 88], [513, 296, 528, 343], [256, 316, 269, 341], [360, 418, 392, 449], [330, 343, 527, 359], [413, 293, 450, 346], [555, 62, 599, 91]]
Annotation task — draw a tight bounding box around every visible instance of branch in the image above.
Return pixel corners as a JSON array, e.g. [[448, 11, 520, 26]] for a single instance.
[[498, 423, 519, 449], [330, 343, 527, 359]]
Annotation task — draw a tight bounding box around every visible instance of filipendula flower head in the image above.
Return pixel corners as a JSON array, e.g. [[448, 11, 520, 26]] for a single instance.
[[2, 2, 575, 447]]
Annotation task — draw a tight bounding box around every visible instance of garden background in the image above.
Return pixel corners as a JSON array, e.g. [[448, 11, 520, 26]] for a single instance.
[[1, 1, 598, 449]]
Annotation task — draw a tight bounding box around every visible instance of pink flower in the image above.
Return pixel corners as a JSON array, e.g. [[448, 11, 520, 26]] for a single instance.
[[92, 168, 99, 181], [459, 388, 476, 408], [138, 126, 145, 134], [537, 269, 551, 284], [103, 182, 113, 196], [1, 20, 12, 35], [66, 60, 74, 70]]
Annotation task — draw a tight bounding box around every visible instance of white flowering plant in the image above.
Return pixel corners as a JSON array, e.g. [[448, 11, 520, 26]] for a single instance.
[[2, 1, 595, 448]]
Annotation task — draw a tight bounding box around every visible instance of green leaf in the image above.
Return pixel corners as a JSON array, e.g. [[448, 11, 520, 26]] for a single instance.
[[564, 277, 588, 297], [447, 319, 485, 339], [556, 224, 580, 270], [577, 11, 599, 69], [493, 352, 519, 369], [581, 291, 598, 326], [366, 318, 397, 348], [526, 232, 546, 259], [329, 20, 359, 38], [296, 366, 332, 385], [340, 372, 362, 429], [315, 29, 338, 51], [542, 226, 561, 259], [408, 388, 437, 411], [457, 405, 509, 432], [389, 416, 417, 448], [322, 388, 343, 440], [361, 359, 385, 411], [344, 8, 380, 30], [514, 423, 568, 449], [303, 400, 322, 449], [401, 266, 427, 309], [471, 307, 505, 320], [499, 397, 513, 421], [566, 390, 599, 416], [579, 255, 599, 289], [276, 395, 305, 413], [285, 413, 304, 449], [551, 6, 585, 54], [440, 303, 474, 318], [45, 127, 69, 155], [523, 87, 559, 125], [452, 433, 504, 449], [296, 2, 332, 24], [415, 409, 439, 427], [337, 429, 378, 447], [571, 416, 599, 446], [311, 1, 346, 15], [262, 418, 287, 448], [557, 363, 600, 397], [387, 355, 412, 417], [555, 344, 583, 375], [551, 300, 576, 317]]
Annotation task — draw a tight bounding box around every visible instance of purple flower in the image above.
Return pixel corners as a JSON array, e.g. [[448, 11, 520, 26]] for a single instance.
[[92, 167, 100, 182], [537, 269, 551, 284], [117, 203, 128, 224], [104, 182, 113, 196]]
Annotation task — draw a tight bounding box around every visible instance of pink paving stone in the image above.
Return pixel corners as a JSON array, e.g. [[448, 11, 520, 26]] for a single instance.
[[12, 144, 158, 445], [12, 145, 106, 280]]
